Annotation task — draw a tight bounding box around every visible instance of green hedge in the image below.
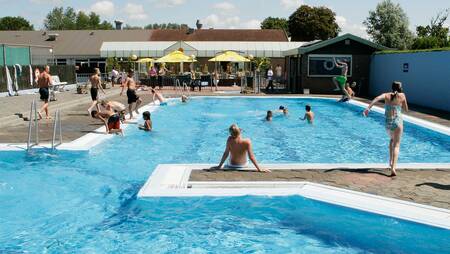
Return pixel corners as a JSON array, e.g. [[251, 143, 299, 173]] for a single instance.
[[375, 47, 450, 55], [0, 65, 76, 93]]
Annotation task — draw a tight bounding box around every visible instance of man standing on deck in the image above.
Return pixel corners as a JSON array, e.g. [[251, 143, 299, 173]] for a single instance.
[[120, 69, 142, 119], [37, 65, 52, 119]]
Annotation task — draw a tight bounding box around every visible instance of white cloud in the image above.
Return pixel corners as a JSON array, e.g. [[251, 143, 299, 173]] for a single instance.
[[213, 2, 236, 12], [156, 0, 186, 8], [280, 0, 302, 10], [336, 15, 368, 38], [90, 1, 115, 17], [125, 3, 148, 20], [202, 14, 260, 29], [243, 19, 261, 29]]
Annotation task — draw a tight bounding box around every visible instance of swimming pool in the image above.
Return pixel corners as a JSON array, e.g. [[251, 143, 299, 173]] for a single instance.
[[1, 97, 449, 253]]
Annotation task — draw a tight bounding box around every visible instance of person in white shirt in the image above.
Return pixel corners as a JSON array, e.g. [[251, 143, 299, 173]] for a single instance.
[[266, 66, 274, 93], [111, 67, 119, 87]]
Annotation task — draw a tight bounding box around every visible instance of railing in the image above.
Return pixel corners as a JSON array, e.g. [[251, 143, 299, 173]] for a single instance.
[[27, 100, 39, 151], [76, 73, 110, 83], [51, 109, 62, 150]]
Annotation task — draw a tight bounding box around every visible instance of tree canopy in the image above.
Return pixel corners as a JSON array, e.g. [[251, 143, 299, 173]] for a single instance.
[[364, 0, 413, 49], [260, 17, 289, 35], [44, 7, 113, 30], [288, 5, 340, 41], [144, 23, 190, 30], [411, 10, 450, 49], [0, 16, 34, 30]]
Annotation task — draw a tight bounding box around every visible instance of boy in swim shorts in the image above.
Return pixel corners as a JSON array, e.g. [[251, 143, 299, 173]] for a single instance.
[[120, 69, 142, 119], [332, 58, 351, 100]]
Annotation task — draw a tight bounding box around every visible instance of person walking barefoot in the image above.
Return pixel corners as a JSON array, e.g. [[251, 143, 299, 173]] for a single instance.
[[364, 81, 408, 177], [120, 69, 142, 119]]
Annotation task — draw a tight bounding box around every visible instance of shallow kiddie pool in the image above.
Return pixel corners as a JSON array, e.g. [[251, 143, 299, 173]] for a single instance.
[[0, 97, 449, 253]]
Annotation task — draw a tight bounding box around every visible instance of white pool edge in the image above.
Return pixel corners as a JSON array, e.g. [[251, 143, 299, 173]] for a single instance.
[[138, 164, 450, 230]]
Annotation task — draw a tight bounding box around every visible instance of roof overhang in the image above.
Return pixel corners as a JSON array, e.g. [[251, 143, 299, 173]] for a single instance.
[[283, 34, 390, 56]]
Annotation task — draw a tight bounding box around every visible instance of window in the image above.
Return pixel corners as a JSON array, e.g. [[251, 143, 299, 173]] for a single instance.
[[308, 55, 352, 77]]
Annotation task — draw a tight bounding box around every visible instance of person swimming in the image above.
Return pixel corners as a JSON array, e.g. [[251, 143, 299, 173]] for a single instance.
[[213, 124, 270, 172], [139, 111, 152, 131], [181, 94, 188, 103], [300, 104, 314, 124], [265, 110, 273, 121], [278, 106, 288, 115]]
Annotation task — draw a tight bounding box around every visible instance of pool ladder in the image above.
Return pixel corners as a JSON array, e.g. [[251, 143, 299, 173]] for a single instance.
[[51, 109, 62, 150], [26, 100, 62, 151], [27, 100, 39, 151]]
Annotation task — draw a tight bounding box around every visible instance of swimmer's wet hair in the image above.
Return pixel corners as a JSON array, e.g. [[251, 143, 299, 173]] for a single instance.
[[305, 104, 311, 112], [229, 124, 241, 138], [143, 111, 151, 120], [279, 106, 285, 110], [90, 110, 98, 118]]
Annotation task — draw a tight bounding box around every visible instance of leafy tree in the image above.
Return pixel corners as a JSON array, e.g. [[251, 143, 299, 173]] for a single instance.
[[288, 5, 340, 41], [144, 23, 190, 30], [261, 17, 289, 35], [44, 7, 113, 30], [0, 16, 34, 30], [412, 10, 449, 49], [364, 0, 414, 49], [44, 7, 76, 30]]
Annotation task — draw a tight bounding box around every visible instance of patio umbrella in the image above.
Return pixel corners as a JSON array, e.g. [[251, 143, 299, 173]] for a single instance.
[[155, 50, 196, 63], [136, 58, 154, 63], [208, 51, 250, 62]]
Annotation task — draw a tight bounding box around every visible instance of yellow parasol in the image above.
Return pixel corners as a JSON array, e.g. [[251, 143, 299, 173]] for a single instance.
[[155, 50, 196, 63], [136, 58, 154, 63], [208, 51, 250, 62]]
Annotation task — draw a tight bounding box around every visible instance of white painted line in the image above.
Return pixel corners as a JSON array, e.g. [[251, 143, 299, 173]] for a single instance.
[[138, 164, 450, 230]]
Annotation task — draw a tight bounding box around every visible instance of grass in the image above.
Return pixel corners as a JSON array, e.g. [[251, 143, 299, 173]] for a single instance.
[[375, 47, 450, 55]]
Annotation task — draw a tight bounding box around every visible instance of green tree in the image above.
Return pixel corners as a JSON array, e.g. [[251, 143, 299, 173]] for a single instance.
[[288, 5, 340, 41], [412, 10, 449, 49], [44, 7, 113, 30], [0, 16, 34, 30], [364, 0, 414, 49], [260, 17, 289, 35]]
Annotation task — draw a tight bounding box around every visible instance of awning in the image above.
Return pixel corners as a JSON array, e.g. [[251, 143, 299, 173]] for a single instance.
[[208, 51, 250, 62]]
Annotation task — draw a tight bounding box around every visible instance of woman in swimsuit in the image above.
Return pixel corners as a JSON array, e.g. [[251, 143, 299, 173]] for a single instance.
[[364, 81, 408, 176]]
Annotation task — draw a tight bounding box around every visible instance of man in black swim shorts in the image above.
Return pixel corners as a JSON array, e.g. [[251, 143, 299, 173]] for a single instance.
[[120, 69, 142, 119], [37, 66, 52, 119]]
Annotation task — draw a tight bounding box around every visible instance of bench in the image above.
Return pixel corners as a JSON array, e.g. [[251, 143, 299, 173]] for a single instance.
[[49, 75, 68, 101]]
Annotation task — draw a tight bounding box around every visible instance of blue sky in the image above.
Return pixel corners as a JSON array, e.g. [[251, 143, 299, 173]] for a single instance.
[[1, 0, 449, 37]]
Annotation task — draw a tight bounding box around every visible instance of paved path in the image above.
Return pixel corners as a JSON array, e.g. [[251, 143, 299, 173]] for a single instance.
[[190, 168, 450, 210]]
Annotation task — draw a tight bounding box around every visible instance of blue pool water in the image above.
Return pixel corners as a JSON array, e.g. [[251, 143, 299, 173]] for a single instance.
[[1, 97, 449, 253]]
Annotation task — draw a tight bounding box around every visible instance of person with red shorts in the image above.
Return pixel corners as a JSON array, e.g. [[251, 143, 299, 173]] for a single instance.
[[90, 108, 123, 135]]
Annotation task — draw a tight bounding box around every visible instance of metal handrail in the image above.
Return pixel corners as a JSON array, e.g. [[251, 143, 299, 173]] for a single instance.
[[27, 100, 39, 151], [51, 109, 62, 150]]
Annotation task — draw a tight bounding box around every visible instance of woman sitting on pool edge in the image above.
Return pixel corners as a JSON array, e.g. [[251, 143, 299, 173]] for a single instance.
[[139, 111, 152, 131], [212, 124, 270, 172]]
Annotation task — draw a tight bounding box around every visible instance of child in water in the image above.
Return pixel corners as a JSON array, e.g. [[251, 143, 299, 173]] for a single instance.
[[300, 104, 314, 124], [265, 110, 273, 121], [139, 111, 152, 131]]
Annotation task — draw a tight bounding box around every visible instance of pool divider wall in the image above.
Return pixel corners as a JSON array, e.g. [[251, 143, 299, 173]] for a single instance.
[[138, 163, 450, 230]]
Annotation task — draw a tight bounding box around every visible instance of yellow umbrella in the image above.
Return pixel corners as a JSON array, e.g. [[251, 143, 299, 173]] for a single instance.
[[155, 50, 196, 63], [136, 58, 154, 63], [209, 51, 250, 62]]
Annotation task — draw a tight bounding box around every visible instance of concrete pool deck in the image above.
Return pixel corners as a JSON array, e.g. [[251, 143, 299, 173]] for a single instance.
[[138, 164, 450, 230]]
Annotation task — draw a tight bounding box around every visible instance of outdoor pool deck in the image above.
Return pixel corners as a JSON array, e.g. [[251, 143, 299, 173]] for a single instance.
[[190, 167, 450, 210]]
